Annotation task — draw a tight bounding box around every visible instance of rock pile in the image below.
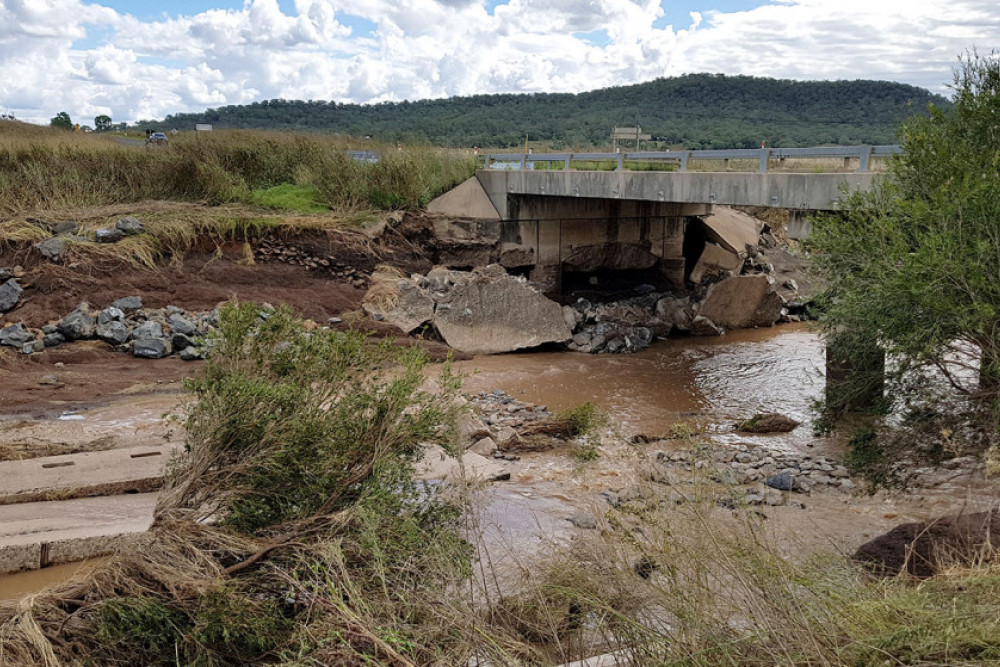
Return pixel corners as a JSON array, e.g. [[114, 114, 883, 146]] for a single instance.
[[1, 297, 216, 360], [565, 291, 694, 353], [254, 238, 368, 288]]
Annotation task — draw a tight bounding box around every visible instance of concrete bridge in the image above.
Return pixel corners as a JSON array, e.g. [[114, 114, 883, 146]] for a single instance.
[[428, 145, 897, 293]]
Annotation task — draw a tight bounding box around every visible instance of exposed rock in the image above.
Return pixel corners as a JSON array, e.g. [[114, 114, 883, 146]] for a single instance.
[[132, 321, 171, 359], [655, 296, 694, 333], [697, 275, 783, 329], [95, 228, 126, 243], [20, 339, 44, 354], [115, 216, 145, 235], [179, 346, 203, 361], [97, 307, 125, 325], [43, 332, 65, 348], [112, 296, 143, 312], [568, 512, 598, 530], [735, 413, 801, 434], [434, 265, 572, 354], [0, 279, 23, 313], [57, 305, 96, 340], [469, 436, 498, 457], [690, 315, 724, 336], [456, 413, 490, 447], [167, 313, 197, 336], [33, 237, 68, 262], [689, 242, 743, 284], [0, 323, 34, 347], [97, 321, 130, 347], [765, 472, 797, 491]]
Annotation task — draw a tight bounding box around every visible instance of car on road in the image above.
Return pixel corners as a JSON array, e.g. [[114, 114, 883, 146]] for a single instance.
[[145, 131, 169, 146]]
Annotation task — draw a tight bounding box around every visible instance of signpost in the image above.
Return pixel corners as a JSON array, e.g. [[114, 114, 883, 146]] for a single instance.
[[611, 126, 651, 151]]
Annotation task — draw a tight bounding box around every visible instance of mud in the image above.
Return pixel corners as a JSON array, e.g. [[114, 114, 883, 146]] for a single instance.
[[0, 558, 105, 601]]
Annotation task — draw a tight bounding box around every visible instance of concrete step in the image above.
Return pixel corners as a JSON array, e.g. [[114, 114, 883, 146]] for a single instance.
[[0, 493, 157, 574], [0, 444, 175, 505]]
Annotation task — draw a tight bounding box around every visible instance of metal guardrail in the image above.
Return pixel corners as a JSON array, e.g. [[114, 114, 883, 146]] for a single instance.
[[481, 145, 901, 174]]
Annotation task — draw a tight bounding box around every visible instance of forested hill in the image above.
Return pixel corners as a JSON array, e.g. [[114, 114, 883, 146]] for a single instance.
[[146, 74, 949, 149]]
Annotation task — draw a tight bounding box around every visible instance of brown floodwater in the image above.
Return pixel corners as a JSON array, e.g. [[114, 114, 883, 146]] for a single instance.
[[0, 558, 105, 601], [456, 323, 833, 455]]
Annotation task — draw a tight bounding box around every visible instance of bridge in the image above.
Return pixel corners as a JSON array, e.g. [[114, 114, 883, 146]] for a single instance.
[[428, 145, 898, 293]]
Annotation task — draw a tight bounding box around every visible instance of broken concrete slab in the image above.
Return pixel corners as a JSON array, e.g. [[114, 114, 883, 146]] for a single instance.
[[689, 242, 743, 284], [697, 274, 783, 329], [699, 206, 764, 256], [0, 444, 176, 505], [433, 266, 572, 354], [362, 278, 435, 333], [427, 176, 501, 220], [0, 493, 157, 574]]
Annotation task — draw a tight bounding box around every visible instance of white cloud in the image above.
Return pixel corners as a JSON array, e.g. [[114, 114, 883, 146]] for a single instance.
[[0, 0, 997, 125]]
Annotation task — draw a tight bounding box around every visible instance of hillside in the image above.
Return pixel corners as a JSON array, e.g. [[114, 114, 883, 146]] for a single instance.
[[142, 73, 949, 149]]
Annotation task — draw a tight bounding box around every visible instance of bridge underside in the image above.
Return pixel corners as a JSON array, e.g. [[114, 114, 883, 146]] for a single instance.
[[427, 172, 846, 294]]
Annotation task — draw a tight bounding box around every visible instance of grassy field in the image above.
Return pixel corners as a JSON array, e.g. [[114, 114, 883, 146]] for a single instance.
[[0, 122, 476, 218]]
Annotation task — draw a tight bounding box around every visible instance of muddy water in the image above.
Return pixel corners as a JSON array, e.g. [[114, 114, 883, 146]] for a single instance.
[[456, 323, 832, 455], [0, 559, 105, 601]]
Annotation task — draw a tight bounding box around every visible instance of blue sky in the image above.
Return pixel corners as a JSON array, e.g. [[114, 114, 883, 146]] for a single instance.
[[1, 0, 995, 124]]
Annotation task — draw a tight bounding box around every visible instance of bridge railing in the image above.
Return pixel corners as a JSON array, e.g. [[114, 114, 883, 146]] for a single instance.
[[481, 145, 901, 174]]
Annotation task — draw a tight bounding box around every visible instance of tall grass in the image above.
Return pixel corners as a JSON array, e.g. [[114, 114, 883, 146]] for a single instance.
[[0, 124, 476, 217]]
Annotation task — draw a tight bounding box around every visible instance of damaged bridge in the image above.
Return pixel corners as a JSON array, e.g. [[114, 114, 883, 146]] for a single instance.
[[429, 147, 890, 293]]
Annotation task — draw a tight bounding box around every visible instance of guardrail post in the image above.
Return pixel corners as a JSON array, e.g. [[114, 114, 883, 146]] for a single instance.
[[680, 151, 689, 172], [758, 148, 770, 173], [616, 153, 624, 172], [857, 145, 872, 173], [564, 154, 571, 170], [521, 153, 527, 170]]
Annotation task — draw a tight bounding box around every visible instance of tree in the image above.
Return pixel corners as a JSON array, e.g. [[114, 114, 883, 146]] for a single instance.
[[94, 114, 112, 132], [809, 52, 1000, 454], [50, 111, 73, 130]]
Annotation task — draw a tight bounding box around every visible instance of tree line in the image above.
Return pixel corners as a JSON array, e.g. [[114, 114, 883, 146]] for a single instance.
[[134, 73, 948, 148]]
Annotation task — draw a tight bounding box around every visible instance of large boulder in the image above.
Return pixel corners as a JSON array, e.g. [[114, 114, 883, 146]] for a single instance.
[[433, 265, 572, 354], [696, 275, 783, 329], [57, 305, 96, 340], [95, 227, 126, 243], [362, 278, 434, 334], [167, 313, 197, 336], [0, 279, 22, 313]]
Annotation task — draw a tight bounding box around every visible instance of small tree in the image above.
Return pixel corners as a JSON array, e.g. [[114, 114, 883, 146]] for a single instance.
[[49, 111, 73, 130], [94, 114, 112, 132], [810, 51, 1000, 451]]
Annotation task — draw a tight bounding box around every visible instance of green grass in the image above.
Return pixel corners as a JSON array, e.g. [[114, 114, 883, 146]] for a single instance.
[[250, 184, 329, 212]]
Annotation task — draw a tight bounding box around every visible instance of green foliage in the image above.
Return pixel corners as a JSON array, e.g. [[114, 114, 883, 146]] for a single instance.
[[0, 130, 475, 216], [250, 183, 329, 212], [810, 52, 1000, 432], [94, 114, 113, 132], [49, 111, 72, 130], [96, 597, 188, 662], [558, 402, 608, 437], [144, 74, 946, 149], [180, 303, 455, 535]]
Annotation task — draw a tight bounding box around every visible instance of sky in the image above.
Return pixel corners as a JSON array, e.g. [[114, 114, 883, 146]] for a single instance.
[[1, 0, 997, 125]]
